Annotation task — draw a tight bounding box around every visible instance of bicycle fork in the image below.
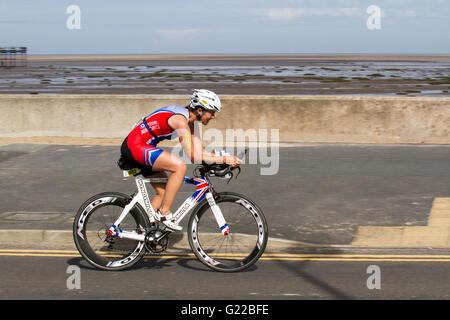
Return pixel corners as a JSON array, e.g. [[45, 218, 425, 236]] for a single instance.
[[205, 192, 230, 236], [183, 177, 230, 236]]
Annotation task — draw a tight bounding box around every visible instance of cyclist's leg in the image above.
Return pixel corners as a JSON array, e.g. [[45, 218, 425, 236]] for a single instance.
[[151, 151, 187, 216], [149, 171, 168, 211], [122, 138, 182, 216]]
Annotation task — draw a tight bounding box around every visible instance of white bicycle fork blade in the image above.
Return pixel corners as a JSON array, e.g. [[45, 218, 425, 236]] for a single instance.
[[205, 192, 230, 235]]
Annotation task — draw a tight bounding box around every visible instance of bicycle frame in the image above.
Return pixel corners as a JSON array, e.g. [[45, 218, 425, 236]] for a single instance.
[[107, 173, 230, 242]]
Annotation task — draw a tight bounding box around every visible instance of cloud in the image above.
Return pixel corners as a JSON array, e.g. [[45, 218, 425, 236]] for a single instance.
[[335, 8, 364, 17], [156, 29, 200, 41], [393, 9, 416, 17], [266, 8, 305, 20], [264, 7, 364, 21]]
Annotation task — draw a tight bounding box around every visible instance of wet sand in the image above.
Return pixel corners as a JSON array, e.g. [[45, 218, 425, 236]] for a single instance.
[[1, 54, 449, 96]]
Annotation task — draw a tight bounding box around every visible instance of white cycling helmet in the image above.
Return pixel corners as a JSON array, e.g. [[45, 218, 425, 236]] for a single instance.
[[189, 89, 221, 112]]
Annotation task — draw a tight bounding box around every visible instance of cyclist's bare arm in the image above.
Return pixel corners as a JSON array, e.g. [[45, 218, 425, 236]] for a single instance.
[[168, 115, 241, 167]]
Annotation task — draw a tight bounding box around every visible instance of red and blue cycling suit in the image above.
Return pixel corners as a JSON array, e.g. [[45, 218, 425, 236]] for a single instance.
[[121, 106, 189, 171]]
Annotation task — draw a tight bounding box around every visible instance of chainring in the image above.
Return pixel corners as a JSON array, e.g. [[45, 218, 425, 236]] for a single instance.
[[144, 225, 169, 254]]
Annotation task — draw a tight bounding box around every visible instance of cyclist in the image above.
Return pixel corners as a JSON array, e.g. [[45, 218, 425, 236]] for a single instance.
[[120, 89, 241, 231]]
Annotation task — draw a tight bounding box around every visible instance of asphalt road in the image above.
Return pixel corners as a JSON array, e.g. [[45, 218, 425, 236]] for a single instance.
[[0, 253, 449, 300], [1, 143, 450, 300], [1, 143, 450, 245]]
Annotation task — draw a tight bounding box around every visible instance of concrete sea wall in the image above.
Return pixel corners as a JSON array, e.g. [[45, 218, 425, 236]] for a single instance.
[[0, 95, 449, 144]]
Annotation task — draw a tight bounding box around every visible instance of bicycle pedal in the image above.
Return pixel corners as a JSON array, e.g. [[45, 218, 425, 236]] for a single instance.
[[160, 224, 176, 232]]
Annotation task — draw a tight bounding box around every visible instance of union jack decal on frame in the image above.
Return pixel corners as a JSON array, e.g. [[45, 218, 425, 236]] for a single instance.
[[189, 178, 209, 204]]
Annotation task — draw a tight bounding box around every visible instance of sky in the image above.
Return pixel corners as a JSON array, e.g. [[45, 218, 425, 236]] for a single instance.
[[0, 0, 449, 54]]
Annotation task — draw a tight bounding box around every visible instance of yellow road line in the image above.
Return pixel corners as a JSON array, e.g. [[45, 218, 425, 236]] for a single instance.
[[261, 257, 450, 262], [1, 249, 450, 262], [263, 253, 450, 259], [0, 249, 80, 253], [1, 253, 450, 262], [4, 249, 449, 258], [0, 253, 80, 257]]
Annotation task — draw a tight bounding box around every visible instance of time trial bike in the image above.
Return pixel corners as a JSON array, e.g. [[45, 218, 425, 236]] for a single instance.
[[73, 154, 268, 272]]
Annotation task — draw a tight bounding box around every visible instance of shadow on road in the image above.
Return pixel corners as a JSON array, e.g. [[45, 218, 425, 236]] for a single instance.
[[66, 255, 259, 273], [274, 246, 355, 299]]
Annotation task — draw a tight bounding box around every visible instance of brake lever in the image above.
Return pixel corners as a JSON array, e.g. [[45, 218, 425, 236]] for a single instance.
[[226, 171, 233, 184], [231, 166, 241, 179]]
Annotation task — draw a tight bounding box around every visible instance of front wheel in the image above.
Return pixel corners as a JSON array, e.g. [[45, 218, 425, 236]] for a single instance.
[[73, 192, 150, 271], [188, 192, 268, 272]]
